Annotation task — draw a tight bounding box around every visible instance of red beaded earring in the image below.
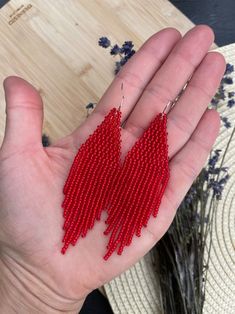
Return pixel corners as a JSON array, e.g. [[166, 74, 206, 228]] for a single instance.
[[61, 106, 122, 254], [103, 103, 172, 260], [60, 82, 174, 260]]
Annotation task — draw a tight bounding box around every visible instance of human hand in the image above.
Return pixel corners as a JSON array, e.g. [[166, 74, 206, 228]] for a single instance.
[[0, 25, 225, 313]]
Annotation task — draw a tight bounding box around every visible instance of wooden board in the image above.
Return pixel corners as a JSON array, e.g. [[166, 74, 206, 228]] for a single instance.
[[0, 0, 196, 143]]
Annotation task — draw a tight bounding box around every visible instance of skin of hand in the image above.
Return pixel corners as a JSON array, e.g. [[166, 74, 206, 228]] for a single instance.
[[0, 25, 225, 313]]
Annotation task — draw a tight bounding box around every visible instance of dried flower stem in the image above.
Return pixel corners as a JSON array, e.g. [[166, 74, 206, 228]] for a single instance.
[[203, 125, 235, 298]]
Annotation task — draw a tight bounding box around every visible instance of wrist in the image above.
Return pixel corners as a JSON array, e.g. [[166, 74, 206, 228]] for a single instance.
[[0, 254, 86, 314]]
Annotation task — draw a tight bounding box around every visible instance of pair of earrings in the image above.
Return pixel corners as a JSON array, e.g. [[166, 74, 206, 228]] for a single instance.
[[61, 88, 172, 260]]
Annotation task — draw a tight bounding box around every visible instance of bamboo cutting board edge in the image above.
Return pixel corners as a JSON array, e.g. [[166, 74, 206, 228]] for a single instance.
[[0, 0, 197, 143]]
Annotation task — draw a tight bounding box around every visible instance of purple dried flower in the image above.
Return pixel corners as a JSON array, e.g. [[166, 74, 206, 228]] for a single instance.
[[86, 103, 95, 109], [211, 98, 219, 107], [120, 57, 128, 66], [210, 149, 221, 160], [120, 41, 134, 55], [208, 171, 230, 200], [205, 150, 221, 178], [110, 44, 121, 55], [218, 174, 230, 185], [118, 50, 136, 68], [184, 186, 197, 205], [114, 61, 122, 74], [126, 49, 136, 59], [225, 63, 234, 75], [207, 166, 228, 176], [42, 134, 50, 147], [98, 37, 111, 48], [98, 37, 136, 75], [208, 179, 223, 199], [227, 99, 235, 108], [205, 149, 230, 199], [223, 77, 233, 85], [211, 84, 226, 107], [221, 116, 231, 128], [228, 91, 235, 98], [217, 84, 226, 100], [211, 168, 220, 175]]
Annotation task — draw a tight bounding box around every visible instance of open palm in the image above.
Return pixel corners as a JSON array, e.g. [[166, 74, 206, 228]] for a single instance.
[[0, 26, 225, 313]]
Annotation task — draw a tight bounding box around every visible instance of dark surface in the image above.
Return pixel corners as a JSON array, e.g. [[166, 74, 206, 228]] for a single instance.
[[170, 0, 235, 46], [79, 290, 113, 314], [0, 0, 9, 8], [0, 0, 234, 313]]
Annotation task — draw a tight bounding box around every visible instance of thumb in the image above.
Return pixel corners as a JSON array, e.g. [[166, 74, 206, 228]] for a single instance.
[[1, 76, 43, 152]]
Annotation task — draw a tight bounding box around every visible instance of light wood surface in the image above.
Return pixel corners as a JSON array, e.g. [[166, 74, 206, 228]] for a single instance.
[[0, 0, 196, 144]]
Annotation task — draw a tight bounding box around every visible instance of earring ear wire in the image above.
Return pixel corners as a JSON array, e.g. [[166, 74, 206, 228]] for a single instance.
[[118, 82, 125, 111], [162, 82, 188, 115]]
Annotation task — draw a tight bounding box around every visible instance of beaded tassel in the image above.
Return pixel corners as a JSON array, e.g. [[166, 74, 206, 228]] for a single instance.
[[61, 108, 121, 254], [103, 112, 170, 260]]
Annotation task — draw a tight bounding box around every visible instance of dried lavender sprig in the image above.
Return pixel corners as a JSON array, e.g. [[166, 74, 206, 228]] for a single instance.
[[42, 134, 50, 147], [202, 125, 235, 298], [98, 37, 111, 48], [211, 63, 235, 127], [154, 65, 234, 313], [85, 102, 97, 117], [98, 37, 135, 74]]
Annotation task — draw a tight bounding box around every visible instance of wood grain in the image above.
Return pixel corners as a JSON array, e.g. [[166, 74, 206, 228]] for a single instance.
[[0, 0, 195, 144]]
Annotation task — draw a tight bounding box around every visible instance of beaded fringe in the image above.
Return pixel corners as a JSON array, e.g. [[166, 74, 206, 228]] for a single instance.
[[103, 112, 169, 259], [61, 108, 121, 254], [61, 107, 169, 260]]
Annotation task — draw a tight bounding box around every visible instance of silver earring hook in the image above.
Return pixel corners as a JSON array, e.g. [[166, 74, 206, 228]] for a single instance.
[[119, 82, 125, 111], [162, 82, 188, 114], [162, 100, 175, 114]]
